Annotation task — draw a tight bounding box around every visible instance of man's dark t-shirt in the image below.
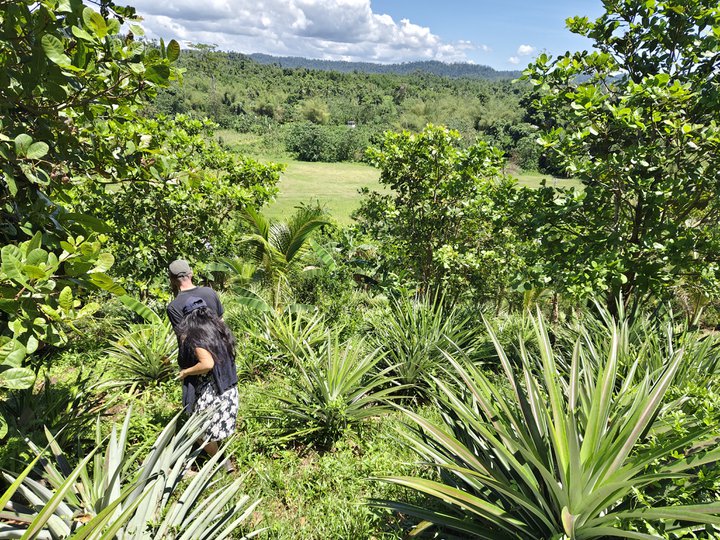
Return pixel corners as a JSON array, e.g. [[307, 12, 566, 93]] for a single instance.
[[166, 286, 224, 330]]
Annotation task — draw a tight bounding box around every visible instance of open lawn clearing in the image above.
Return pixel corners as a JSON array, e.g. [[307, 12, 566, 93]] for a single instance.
[[262, 159, 383, 225], [247, 155, 580, 225], [516, 172, 581, 190]]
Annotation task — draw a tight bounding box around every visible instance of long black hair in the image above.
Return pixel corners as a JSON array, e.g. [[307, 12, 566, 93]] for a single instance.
[[177, 307, 236, 365]]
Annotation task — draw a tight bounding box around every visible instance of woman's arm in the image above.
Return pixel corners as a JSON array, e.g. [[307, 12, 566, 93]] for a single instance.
[[179, 347, 215, 379]]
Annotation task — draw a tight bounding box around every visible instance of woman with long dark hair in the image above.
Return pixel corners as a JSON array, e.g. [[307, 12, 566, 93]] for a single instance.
[[176, 296, 239, 461]]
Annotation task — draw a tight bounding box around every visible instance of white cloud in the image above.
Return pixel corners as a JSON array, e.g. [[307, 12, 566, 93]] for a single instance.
[[508, 56, 520, 65], [517, 44, 535, 56], [129, 0, 476, 63]]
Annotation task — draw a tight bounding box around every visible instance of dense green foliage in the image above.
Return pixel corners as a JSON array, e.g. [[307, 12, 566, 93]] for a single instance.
[[71, 114, 281, 293], [0, 0, 280, 438], [355, 125, 525, 301], [2, 0, 720, 538], [519, 0, 720, 314], [0, 0, 181, 435], [379, 311, 720, 539], [152, 49, 542, 169]]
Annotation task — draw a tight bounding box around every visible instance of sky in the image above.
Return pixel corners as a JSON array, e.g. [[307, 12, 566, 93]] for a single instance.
[[128, 0, 605, 71]]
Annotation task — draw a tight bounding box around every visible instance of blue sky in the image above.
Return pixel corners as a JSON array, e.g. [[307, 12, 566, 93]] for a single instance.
[[130, 0, 605, 70], [370, 1, 605, 68]]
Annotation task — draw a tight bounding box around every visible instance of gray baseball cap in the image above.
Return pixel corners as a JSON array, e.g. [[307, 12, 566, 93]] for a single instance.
[[168, 259, 192, 278]]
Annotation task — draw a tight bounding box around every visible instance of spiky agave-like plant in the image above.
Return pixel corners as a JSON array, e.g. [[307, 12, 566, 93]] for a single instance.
[[268, 337, 406, 448], [375, 309, 720, 539], [0, 409, 261, 539]]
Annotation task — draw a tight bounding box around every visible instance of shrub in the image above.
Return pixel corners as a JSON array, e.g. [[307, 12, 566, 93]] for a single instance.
[[105, 321, 177, 389], [368, 293, 480, 393], [284, 123, 372, 162], [376, 309, 720, 539], [267, 337, 403, 448]]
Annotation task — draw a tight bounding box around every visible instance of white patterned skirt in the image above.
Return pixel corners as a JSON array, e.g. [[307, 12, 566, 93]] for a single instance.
[[193, 376, 239, 442]]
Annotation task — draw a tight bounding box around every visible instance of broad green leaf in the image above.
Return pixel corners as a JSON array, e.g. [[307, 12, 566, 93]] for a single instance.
[[1, 248, 30, 288], [26, 247, 50, 267], [26, 232, 43, 254], [83, 8, 107, 39], [71, 25, 95, 42], [88, 252, 114, 274], [117, 295, 162, 325], [145, 64, 170, 84], [106, 18, 121, 35], [0, 299, 19, 315], [26, 335, 39, 355], [14, 134, 32, 157], [88, 273, 126, 295], [77, 302, 100, 318], [128, 23, 145, 37], [41, 34, 71, 66], [3, 171, 18, 196], [0, 339, 26, 366], [166, 39, 180, 62], [26, 142, 49, 159], [60, 240, 76, 254], [22, 264, 47, 280], [58, 286, 73, 310], [0, 367, 35, 390], [309, 238, 337, 270]]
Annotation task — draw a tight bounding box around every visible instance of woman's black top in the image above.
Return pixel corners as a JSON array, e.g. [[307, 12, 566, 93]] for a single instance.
[[179, 337, 238, 413]]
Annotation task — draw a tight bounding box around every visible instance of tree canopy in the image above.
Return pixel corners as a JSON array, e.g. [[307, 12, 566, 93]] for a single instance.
[[520, 0, 720, 314]]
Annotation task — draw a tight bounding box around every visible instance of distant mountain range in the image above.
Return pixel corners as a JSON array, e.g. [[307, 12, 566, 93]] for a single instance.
[[248, 53, 521, 80]]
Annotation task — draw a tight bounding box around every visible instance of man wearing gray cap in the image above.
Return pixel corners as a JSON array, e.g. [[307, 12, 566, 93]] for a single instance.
[[167, 259, 224, 331]]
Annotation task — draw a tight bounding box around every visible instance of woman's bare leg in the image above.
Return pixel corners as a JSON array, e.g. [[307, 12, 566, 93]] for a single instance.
[[202, 440, 234, 472], [203, 441, 219, 456]]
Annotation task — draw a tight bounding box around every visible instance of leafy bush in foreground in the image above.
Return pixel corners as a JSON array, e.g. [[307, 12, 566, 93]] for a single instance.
[[377, 311, 720, 539]]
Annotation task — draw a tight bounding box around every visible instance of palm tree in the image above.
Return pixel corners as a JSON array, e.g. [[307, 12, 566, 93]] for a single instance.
[[240, 205, 330, 310]]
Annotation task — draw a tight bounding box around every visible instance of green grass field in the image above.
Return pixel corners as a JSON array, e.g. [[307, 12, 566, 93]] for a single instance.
[[216, 130, 581, 224], [260, 160, 581, 224], [263, 160, 382, 224]]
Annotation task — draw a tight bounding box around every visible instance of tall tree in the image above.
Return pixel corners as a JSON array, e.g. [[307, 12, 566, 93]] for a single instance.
[[521, 0, 720, 314], [0, 0, 180, 435], [72, 115, 281, 294], [356, 124, 523, 301]]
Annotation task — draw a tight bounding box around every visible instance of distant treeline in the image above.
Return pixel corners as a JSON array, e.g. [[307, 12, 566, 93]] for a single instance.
[[248, 53, 522, 80], [152, 49, 553, 171]]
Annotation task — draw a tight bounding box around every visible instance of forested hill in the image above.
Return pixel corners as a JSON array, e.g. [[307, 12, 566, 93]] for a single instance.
[[248, 53, 520, 80], [150, 48, 541, 170]]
